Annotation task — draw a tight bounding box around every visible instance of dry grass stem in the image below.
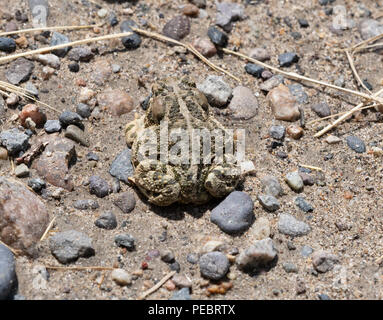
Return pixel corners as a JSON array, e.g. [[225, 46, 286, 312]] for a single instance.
[[314, 87, 383, 137], [132, 28, 240, 82], [40, 216, 56, 242], [350, 33, 383, 52], [307, 104, 375, 125], [46, 265, 116, 271], [0, 31, 134, 64], [0, 24, 100, 37], [299, 164, 323, 172], [0, 240, 21, 256], [345, 50, 371, 93], [138, 270, 177, 300], [222, 48, 383, 105], [0, 80, 59, 113]]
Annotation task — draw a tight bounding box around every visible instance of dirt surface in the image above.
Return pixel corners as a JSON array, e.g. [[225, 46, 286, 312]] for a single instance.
[[1, 0, 383, 300]]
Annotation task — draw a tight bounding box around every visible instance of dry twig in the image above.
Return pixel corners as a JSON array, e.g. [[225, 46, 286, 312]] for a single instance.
[[138, 270, 176, 300], [0, 240, 21, 256], [314, 88, 383, 137], [0, 24, 99, 37], [40, 216, 56, 242], [345, 50, 371, 93], [46, 265, 116, 271]]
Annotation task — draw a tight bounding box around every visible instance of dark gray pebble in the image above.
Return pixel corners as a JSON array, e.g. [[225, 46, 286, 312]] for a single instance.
[[95, 211, 117, 230], [210, 191, 254, 234]]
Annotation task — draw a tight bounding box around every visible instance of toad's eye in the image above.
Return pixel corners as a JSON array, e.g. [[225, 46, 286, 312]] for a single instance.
[[151, 97, 166, 123], [195, 91, 209, 111]]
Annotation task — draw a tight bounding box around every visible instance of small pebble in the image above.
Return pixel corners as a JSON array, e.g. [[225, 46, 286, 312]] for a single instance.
[[312, 250, 339, 273], [295, 197, 314, 212], [197, 75, 232, 108], [245, 63, 265, 78], [15, 163, 29, 177], [59, 110, 83, 128], [162, 15, 191, 40], [95, 211, 117, 230], [301, 245, 313, 257], [236, 238, 277, 271], [161, 250, 175, 263], [346, 136, 366, 153], [113, 191, 136, 213], [76, 103, 91, 119], [278, 213, 311, 237], [285, 171, 304, 192], [64, 125, 89, 147], [278, 52, 299, 67], [44, 120, 61, 133], [0, 37, 16, 52], [207, 26, 228, 47], [257, 194, 280, 212], [28, 178, 46, 193], [111, 269, 132, 286], [282, 262, 298, 273], [269, 125, 286, 140], [199, 251, 230, 280], [287, 125, 303, 139], [73, 199, 99, 210], [210, 191, 254, 234], [311, 103, 331, 118], [68, 62, 79, 72], [89, 175, 111, 198], [115, 234, 135, 251]]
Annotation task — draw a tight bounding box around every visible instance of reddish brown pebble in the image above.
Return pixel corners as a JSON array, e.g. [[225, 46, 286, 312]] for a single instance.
[[267, 84, 300, 121], [182, 4, 199, 17], [192, 37, 217, 58], [98, 89, 134, 116], [164, 280, 176, 291], [19, 104, 47, 128], [15, 36, 28, 48], [343, 191, 353, 200], [287, 125, 303, 139], [141, 261, 148, 270]]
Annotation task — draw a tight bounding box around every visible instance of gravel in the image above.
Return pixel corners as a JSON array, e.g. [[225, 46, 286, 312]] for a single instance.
[[64, 125, 89, 147], [282, 262, 298, 273], [197, 75, 232, 107], [210, 191, 254, 234], [162, 15, 191, 40], [311, 102, 331, 118], [0, 128, 30, 156], [346, 136, 366, 153], [111, 269, 132, 286], [94, 211, 117, 230], [113, 191, 136, 213], [50, 32, 70, 57], [27, 178, 46, 193], [295, 197, 314, 212], [89, 175, 111, 198], [109, 149, 134, 184], [5, 58, 35, 85], [312, 250, 340, 273], [301, 245, 313, 257], [245, 63, 265, 78], [73, 199, 99, 210], [285, 171, 304, 192], [278, 213, 311, 237], [236, 238, 277, 271], [258, 194, 280, 212], [169, 288, 192, 300], [44, 120, 62, 133], [260, 175, 284, 198], [114, 234, 135, 251], [49, 230, 95, 264], [269, 125, 286, 140], [0, 37, 16, 52], [278, 52, 299, 67], [59, 110, 83, 128], [199, 251, 230, 280], [207, 26, 228, 47], [76, 103, 91, 119]]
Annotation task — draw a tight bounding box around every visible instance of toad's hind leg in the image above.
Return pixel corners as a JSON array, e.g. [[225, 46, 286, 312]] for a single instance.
[[204, 163, 241, 198], [133, 159, 181, 206], [125, 114, 145, 148]]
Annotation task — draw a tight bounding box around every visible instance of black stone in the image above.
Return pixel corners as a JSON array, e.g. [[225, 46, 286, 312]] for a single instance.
[[0, 37, 16, 53], [245, 63, 265, 78], [278, 52, 299, 67], [68, 62, 79, 72], [207, 26, 228, 47]]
